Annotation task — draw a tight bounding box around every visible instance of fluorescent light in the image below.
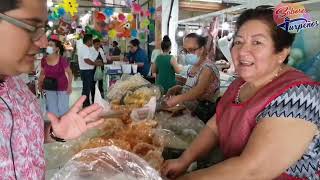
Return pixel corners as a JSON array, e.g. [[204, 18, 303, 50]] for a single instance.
[[47, 1, 53, 7], [177, 31, 184, 37], [196, 28, 203, 35], [222, 22, 230, 30]]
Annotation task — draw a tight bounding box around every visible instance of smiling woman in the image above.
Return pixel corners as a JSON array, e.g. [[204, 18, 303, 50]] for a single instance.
[[0, 0, 105, 179], [162, 6, 320, 180]]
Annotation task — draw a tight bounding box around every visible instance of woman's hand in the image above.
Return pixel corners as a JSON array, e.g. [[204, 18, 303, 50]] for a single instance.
[[166, 95, 181, 107], [161, 158, 189, 179], [48, 95, 104, 140], [67, 84, 72, 94]]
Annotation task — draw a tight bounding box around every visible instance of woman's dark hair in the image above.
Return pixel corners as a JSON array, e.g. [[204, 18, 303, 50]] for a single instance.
[[113, 41, 118, 46], [184, 33, 207, 48], [161, 35, 171, 51], [0, 0, 20, 13], [83, 34, 93, 44], [130, 39, 140, 47], [235, 6, 296, 64], [50, 39, 65, 55], [93, 39, 101, 44]]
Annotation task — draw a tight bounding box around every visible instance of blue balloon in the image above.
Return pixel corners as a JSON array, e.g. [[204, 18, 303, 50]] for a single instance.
[[131, 29, 138, 37], [58, 8, 66, 16], [103, 8, 114, 17], [149, 7, 156, 14], [102, 31, 108, 37]]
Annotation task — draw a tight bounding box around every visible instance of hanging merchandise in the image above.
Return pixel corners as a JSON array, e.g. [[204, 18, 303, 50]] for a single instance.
[[108, 29, 117, 39], [57, 19, 71, 35], [60, 0, 79, 17], [96, 11, 106, 22], [85, 26, 103, 40], [145, 10, 151, 17], [71, 21, 77, 29], [149, 22, 155, 32], [118, 13, 126, 22], [139, 32, 146, 41], [93, 0, 102, 6], [127, 13, 134, 22], [149, 7, 156, 15], [140, 19, 150, 29], [140, 11, 145, 17], [131, 29, 138, 38], [132, 2, 142, 14], [57, 7, 66, 17], [104, 7, 114, 17]]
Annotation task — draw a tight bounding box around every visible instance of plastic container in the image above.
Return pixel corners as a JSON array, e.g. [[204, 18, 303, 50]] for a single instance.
[[121, 64, 132, 74], [132, 64, 138, 74]]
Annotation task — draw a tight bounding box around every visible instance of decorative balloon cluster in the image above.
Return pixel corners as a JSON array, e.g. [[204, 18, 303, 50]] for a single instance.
[[48, 0, 156, 41]]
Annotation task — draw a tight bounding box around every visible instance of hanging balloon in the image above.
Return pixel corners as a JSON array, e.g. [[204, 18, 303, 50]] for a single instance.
[[127, 13, 134, 22], [57, 7, 66, 17], [140, 11, 145, 17], [108, 29, 117, 39], [123, 29, 131, 38], [131, 29, 138, 37], [149, 7, 156, 15], [149, 22, 155, 32], [139, 32, 146, 40], [96, 12, 106, 22], [145, 10, 151, 17], [118, 13, 126, 22], [103, 8, 114, 17], [93, 0, 102, 6], [132, 2, 142, 14], [102, 31, 108, 37], [71, 21, 77, 29], [60, 0, 79, 17], [143, 19, 150, 26], [52, 11, 60, 20]]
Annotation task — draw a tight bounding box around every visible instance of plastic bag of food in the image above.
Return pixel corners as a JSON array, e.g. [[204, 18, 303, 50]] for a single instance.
[[51, 146, 163, 180], [130, 97, 156, 121], [107, 74, 150, 101]]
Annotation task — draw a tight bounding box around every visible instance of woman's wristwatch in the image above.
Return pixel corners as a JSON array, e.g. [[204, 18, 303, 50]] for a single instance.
[[49, 126, 66, 142]]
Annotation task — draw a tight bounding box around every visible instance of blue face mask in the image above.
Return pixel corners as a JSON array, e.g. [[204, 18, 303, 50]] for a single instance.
[[185, 54, 199, 65]]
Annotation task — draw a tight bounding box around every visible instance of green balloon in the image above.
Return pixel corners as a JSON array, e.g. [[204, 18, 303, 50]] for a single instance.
[[139, 33, 146, 40], [149, 23, 155, 31]]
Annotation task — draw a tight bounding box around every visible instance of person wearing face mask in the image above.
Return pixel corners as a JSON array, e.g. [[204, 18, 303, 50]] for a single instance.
[[0, 1, 104, 179], [38, 37, 73, 116], [166, 33, 220, 122]]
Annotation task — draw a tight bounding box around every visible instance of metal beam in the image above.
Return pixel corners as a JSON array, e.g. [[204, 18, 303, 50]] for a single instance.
[[178, 5, 246, 24]]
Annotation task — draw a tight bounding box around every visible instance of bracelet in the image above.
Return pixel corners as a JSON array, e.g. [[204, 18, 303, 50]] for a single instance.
[[49, 126, 66, 142]]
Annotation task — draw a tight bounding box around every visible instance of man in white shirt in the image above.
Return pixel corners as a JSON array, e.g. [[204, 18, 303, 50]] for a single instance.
[[78, 34, 103, 107], [90, 39, 106, 99]]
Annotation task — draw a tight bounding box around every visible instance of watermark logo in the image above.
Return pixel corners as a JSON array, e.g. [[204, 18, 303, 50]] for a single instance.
[[273, 3, 319, 33]]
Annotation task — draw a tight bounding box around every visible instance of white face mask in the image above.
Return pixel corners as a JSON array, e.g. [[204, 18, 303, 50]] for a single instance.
[[46, 47, 55, 55]]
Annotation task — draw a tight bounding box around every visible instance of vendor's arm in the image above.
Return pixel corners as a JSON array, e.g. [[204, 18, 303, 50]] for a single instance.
[[162, 116, 219, 179], [44, 96, 104, 143], [167, 67, 214, 107], [180, 118, 317, 180]]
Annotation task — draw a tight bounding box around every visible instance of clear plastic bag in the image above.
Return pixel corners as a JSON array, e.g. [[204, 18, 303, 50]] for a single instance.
[[155, 112, 205, 146], [51, 146, 163, 180], [130, 97, 157, 121]]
